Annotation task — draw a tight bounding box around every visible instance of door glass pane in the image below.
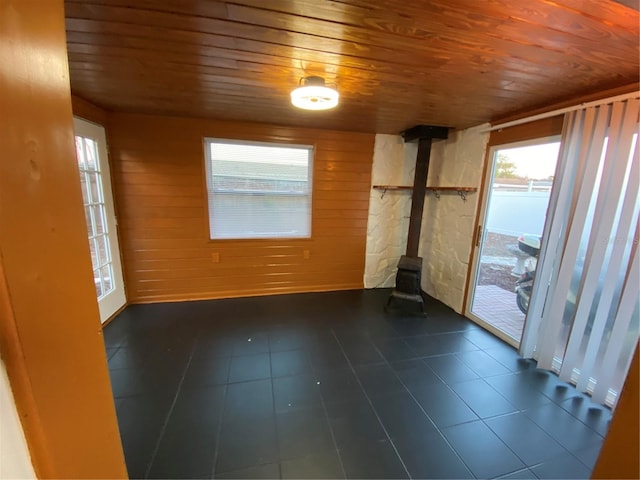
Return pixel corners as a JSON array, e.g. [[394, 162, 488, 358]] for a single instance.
[[93, 205, 106, 235], [97, 235, 110, 266], [89, 237, 98, 267], [88, 172, 101, 203], [84, 138, 98, 171], [101, 265, 113, 292], [94, 269, 103, 298], [75, 138, 86, 169], [84, 206, 95, 237], [79, 172, 90, 205], [470, 141, 560, 344]]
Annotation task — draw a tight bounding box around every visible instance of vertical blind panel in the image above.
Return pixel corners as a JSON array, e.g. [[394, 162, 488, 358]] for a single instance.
[[576, 193, 639, 392], [521, 113, 577, 357], [591, 236, 639, 405], [520, 97, 640, 408], [536, 107, 611, 370], [558, 101, 633, 380], [563, 104, 640, 388], [204, 139, 313, 240]]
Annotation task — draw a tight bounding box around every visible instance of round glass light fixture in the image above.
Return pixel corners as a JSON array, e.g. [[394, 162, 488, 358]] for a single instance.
[[290, 76, 339, 110]]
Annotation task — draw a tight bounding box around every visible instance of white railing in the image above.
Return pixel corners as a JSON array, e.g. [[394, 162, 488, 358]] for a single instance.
[[493, 180, 552, 192]]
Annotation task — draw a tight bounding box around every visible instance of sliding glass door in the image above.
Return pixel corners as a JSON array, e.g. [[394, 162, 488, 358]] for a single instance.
[[466, 139, 560, 346]]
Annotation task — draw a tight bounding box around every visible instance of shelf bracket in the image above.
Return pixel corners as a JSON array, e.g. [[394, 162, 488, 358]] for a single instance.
[[373, 185, 476, 202]]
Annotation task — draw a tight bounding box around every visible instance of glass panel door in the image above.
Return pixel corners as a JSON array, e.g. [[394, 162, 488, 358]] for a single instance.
[[74, 118, 126, 323], [466, 139, 560, 346]]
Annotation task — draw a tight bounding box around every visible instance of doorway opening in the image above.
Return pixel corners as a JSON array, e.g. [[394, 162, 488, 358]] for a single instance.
[[74, 118, 126, 323]]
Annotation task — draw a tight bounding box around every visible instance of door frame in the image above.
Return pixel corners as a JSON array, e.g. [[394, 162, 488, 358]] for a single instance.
[[73, 117, 127, 323], [464, 136, 560, 348]]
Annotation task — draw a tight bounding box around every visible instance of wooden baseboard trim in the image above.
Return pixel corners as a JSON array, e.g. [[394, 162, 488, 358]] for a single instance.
[[127, 283, 365, 305], [101, 303, 128, 327]]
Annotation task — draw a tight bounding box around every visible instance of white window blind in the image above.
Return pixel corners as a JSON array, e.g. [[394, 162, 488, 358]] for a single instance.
[[204, 139, 313, 239]]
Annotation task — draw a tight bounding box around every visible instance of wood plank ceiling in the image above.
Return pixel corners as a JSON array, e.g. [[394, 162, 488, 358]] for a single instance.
[[64, 0, 639, 133]]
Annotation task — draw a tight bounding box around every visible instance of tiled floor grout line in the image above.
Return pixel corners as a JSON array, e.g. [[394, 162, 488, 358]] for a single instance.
[[375, 330, 601, 475], [371, 336, 596, 477], [489, 466, 537, 479], [330, 330, 413, 480], [480, 415, 576, 477], [106, 345, 121, 361], [387, 333, 509, 428], [365, 334, 477, 479], [512, 406, 605, 472], [442, 369, 561, 474], [144, 339, 198, 479], [209, 337, 232, 479], [266, 344, 284, 480], [314, 364, 349, 480], [208, 390, 229, 479]]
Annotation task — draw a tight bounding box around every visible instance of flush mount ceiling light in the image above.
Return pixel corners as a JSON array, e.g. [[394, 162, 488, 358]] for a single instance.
[[290, 76, 339, 110]]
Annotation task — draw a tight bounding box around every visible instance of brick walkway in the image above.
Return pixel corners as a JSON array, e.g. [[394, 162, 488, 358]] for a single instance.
[[471, 284, 525, 341]]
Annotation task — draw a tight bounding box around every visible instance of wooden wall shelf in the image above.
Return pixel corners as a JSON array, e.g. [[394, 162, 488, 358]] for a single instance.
[[372, 185, 478, 201], [372, 185, 413, 191]]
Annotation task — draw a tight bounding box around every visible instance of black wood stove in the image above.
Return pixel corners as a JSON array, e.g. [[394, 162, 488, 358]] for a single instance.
[[386, 125, 449, 315]]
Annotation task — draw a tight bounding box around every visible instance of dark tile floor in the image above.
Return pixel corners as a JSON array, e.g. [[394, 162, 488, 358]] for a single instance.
[[103, 289, 611, 479]]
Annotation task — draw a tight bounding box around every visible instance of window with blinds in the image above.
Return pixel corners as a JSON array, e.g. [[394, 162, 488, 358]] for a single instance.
[[204, 139, 313, 239]]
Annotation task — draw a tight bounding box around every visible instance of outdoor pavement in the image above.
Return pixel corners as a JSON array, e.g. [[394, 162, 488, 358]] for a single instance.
[[472, 285, 525, 341]]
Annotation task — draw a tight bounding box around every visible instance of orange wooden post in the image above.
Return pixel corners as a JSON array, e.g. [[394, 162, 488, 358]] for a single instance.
[[0, 1, 128, 477]]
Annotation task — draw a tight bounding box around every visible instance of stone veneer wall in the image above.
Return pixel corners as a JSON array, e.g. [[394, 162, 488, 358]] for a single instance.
[[419, 124, 490, 312], [364, 125, 490, 313], [364, 135, 417, 288]]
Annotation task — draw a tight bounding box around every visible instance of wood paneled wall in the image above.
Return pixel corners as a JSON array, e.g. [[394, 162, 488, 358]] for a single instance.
[[108, 113, 375, 303], [72, 94, 109, 126], [488, 115, 564, 146]]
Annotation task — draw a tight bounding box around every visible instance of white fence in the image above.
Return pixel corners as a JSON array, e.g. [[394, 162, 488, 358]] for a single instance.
[[486, 190, 552, 237]]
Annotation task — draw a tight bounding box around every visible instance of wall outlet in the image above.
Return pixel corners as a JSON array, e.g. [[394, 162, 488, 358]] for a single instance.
[[303, 249, 310, 260], [211, 252, 220, 263]]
